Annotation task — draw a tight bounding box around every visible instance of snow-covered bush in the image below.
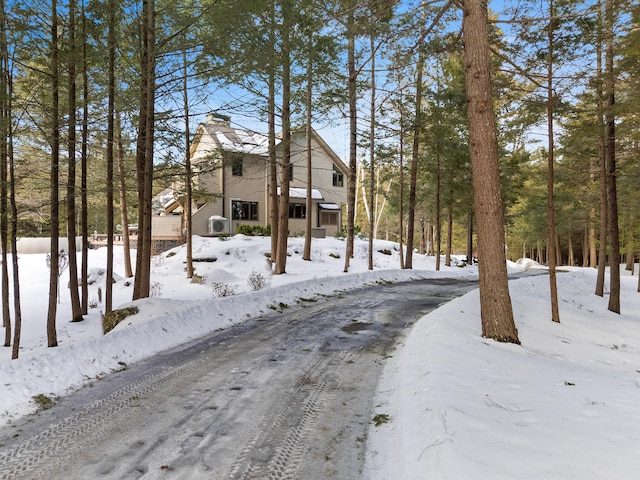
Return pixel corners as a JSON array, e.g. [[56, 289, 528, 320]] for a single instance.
[[151, 255, 164, 268], [247, 271, 267, 291], [88, 296, 99, 309], [211, 281, 237, 297], [150, 281, 163, 298]]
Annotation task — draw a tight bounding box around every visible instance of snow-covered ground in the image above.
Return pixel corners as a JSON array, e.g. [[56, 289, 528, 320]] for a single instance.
[[1, 235, 639, 479]]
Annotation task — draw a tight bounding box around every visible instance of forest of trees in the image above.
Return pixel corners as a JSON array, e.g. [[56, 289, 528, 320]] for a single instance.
[[0, 0, 638, 356]]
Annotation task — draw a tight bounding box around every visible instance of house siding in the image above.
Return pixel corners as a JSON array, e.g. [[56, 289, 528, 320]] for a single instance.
[[224, 154, 267, 233], [288, 132, 346, 236], [191, 202, 222, 236], [151, 215, 183, 240]]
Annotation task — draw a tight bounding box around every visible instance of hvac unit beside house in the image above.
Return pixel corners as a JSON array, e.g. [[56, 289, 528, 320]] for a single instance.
[[208, 216, 230, 235]]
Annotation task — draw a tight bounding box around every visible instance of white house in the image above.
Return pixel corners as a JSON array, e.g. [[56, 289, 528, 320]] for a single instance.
[[180, 114, 349, 237]]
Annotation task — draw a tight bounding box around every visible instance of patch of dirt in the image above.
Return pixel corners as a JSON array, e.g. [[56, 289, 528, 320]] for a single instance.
[[341, 322, 371, 333]]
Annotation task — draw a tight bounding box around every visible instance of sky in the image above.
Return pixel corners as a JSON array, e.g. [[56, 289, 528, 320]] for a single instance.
[[1, 235, 639, 479]]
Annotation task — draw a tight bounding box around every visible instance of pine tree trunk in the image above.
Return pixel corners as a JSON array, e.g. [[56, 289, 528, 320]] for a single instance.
[[435, 151, 441, 271], [568, 234, 574, 267], [637, 251, 640, 292], [275, 2, 291, 275], [133, 0, 155, 299], [546, 0, 560, 323], [182, 51, 193, 278], [117, 116, 133, 278], [268, 71, 278, 266], [625, 227, 633, 272], [595, 2, 607, 297], [268, 2, 278, 268], [0, 0, 9, 347], [105, 0, 115, 315], [80, 4, 89, 314], [343, 5, 357, 273], [582, 228, 588, 267], [67, 0, 83, 322], [604, 0, 619, 313], [445, 205, 452, 267], [462, 0, 519, 344], [367, 33, 375, 271], [467, 212, 473, 263], [47, 0, 60, 347], [406, 39, 424, 270], [587, 138, 597, 267], [398, 115, 405, 269], [303, 29, 313, 262], [8, 74, 21, 359]]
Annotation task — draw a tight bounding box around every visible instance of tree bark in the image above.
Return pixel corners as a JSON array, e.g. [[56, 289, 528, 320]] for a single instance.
[[0, 0, 9, 347], [595, 0, 607, 297], [268, 1, 278, 268], [546, 0, 560, 323], [604, 0, 619, 313], [568, 234, 574, 267], [303, 26, 313, 262], [445, 205, 452, 267], [47, 0, 60, 347], [624, 227, 633, 272], [8, 72, 21, 359], [466, 212, 473, 263], [435, 150, 441, 271], [367, 33, 375, 271], [183, 50, 193, 278], [588, 138, 598, 268], [406, 26, 424, 270], [343, 5, 357, 273], [105, 0, 115, 315], [80, 3, 89, 314], [275, 0, 291, 275], [116, 116, 133, 278], [133, 0, 155, 300], [462, 0, 519, 344], [67, 0, 83, 322], [398, 111, 405, 269]]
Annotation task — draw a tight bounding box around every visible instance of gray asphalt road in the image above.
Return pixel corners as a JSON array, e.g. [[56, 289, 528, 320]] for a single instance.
[[0, 277, 478, 480]]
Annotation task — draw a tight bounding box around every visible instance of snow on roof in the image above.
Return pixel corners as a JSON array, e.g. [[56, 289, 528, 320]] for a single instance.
[[277, 187, 324, 200], [152, 188, 177, 213], [200, 119, 273, 157], [214, 131, 270, 156], [164, 197, 178, 211], [319, 203, 340, 210]]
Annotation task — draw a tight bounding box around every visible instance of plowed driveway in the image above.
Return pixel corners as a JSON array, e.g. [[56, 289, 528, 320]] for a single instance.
[[0, 277, 478, 479]]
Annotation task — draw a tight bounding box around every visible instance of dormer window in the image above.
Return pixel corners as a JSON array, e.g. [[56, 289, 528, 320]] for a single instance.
[[332, 164, 344, 187], [232, 157, 243, 176]]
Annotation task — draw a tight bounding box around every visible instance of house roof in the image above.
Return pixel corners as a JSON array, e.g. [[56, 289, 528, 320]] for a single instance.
[[152, 187, 178, 214], [278, 187, 324, 200], [319, 203, 340, 210], [199, 119, 272, 157]]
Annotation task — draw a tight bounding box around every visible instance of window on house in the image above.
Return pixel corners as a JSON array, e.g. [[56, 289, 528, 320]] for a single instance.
[[232, 200, 258, 220], [232, 157, 243, 176], [332, 164, 344, 187], [289, 203, 306, 219], [320, 211, 338, 225], [289, 163, 294, 181]]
